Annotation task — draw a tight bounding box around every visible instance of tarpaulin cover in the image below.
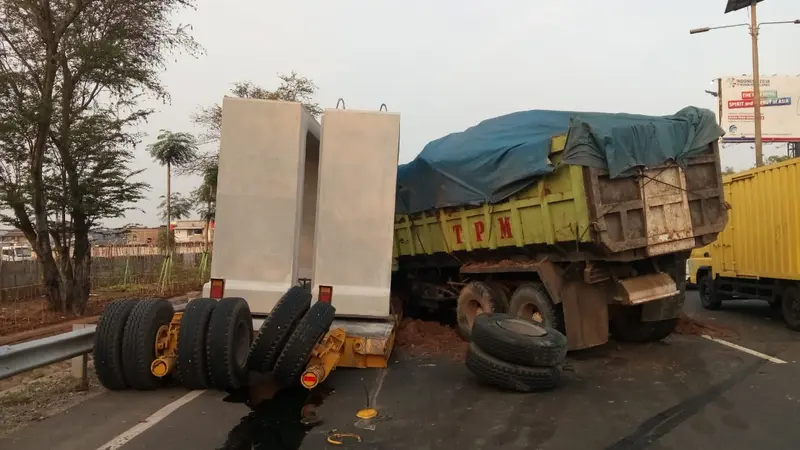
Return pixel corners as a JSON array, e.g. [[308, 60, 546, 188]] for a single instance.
[[395, 106, 723, 215]]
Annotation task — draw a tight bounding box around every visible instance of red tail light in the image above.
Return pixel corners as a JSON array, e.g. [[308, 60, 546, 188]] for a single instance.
[[209, 278, 225, 299], [318, 285, 333, 304]]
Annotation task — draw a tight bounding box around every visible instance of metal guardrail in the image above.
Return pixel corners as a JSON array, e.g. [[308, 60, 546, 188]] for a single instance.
[[0, 302, 189, 381], [0, 326, 97, 380]]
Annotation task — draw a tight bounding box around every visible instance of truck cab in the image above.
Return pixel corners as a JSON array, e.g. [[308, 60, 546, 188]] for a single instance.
[[1, 246, 33, 262]]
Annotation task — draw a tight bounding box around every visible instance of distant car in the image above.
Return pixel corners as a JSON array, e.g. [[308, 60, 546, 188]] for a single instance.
[[1, 246, 34, 262]]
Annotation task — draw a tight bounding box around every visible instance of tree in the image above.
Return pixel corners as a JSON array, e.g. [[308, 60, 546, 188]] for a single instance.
[[722, 166, 736, 175], [191, 164, 217, 252], [147, 130, 198, 248], [0, 0, 198, 313], [766, 154, 791, 165], [158, 193, 193, 224]]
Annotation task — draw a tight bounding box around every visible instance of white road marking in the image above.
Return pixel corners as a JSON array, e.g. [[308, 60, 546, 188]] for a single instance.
[[95, 390, 206, 450], [702, 335, 788, 364]]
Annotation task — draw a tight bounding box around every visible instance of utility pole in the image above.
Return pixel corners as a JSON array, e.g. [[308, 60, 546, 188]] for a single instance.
[[749, 1, 763, 167]]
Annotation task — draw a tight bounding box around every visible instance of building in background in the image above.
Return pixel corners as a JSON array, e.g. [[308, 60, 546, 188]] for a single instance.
[[0, 228, 28, 247], [170, 220, 214, 244], [124, 227, 163, 246]]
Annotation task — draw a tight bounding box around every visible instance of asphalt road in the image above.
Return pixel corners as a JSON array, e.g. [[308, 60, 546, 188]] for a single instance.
[[3, 291, 800, 450]]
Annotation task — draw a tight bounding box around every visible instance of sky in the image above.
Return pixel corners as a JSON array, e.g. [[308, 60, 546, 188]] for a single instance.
[[115, 0, 800, 228]]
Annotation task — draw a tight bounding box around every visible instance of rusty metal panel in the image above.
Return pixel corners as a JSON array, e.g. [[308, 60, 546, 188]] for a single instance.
[[613, 272, 679, 305]]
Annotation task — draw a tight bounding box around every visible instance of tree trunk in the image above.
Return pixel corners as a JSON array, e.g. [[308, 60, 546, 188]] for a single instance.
[[166, 162, 171, 252], [70, 225, 92, 315]]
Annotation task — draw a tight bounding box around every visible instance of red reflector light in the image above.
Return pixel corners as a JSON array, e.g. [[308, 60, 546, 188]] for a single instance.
[[302, 373, 317, 385], [318, 285, 333, 304], [209, 278, 225, 299]]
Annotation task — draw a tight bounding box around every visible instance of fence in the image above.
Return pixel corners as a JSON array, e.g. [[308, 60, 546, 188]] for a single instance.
[[1, 245, 210, 315]]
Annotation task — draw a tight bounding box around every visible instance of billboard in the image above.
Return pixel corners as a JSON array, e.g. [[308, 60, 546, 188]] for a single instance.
[[720, 75, 800, 143]]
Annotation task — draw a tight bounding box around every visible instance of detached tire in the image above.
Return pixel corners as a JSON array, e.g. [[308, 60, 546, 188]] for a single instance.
[[176, 298, 217, 390], [609, 306, 677, 343], [273, 302, 336, 387], [94, 299, 139, 390], [457, 281, 504, 340], [121, 299, 175, 390], [248, 286, 312, 373], [465, 343, 562, 392], [508, 283, 564, 332], [207, 297, 254, 390], [471, 313, 567, 367]]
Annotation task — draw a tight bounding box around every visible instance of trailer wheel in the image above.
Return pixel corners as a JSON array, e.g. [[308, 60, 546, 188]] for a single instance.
[[248, 286, 312, 373], [121, 298, 175, 390], [94, 299, 139, 390], [456, 281, 503, 340], [207, 297, 254, 390], [609, 306, 677, 343], [780, 286, 800, 331], [508, 283, 564, 332], [465, 343, 562, 392], [273, 302, 336, 388], [485, 282, 511, 313], [176, 298, 217, 390], [699, 274, 721, 310], [471, 313, 567, 367]]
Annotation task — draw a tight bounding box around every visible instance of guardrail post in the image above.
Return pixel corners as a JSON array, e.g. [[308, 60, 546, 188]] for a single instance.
[[71, 324, 89, 390]]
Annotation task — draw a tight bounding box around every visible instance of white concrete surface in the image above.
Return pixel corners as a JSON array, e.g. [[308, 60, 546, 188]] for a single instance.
[[203, 98, 321, 314], [311, 109, 400, 317]]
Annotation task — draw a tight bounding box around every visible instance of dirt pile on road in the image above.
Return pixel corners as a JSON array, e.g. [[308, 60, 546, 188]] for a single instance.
[[675, 313, 738, 339], [396, 318, 468, 361]]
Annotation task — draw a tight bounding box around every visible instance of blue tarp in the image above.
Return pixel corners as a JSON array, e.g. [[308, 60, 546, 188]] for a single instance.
[[395, 107, 723, 215]]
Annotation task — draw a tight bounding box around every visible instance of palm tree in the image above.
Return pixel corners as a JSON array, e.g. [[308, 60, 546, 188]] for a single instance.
[[147, 130, 198, 246]]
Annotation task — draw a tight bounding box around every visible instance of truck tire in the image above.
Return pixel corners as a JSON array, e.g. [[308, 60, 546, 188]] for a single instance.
[[248, 286, 312, 373], [699, 273, 721, 310], [485, 282, 511, 312], [471, 313, 567, 367], [780, 286, 800, 331], [207, 297, 254, 391], [273, 302, 336, 388], [94, 299, 138, 390], [456, 281, 503, 340], [121, 298, 175, 390], [465, 343, 562, 392], [508, 283, 564, 332], [176, 298, 217, 390], [609, 306, 677, 343]]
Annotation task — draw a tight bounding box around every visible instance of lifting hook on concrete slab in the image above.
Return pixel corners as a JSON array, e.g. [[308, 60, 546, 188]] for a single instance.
[[336, 98, 346, 109], [379, 103, 387, 111]]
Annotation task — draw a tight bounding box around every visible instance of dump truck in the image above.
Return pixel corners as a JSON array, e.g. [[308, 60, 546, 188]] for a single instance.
[[696, 158, 800, 330], [391, 107, 728, 350], [92, 101, 728, 395]]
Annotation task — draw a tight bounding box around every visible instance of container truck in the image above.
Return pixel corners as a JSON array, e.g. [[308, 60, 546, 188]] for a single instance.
[[696, 158, 800, 330], [392, 107, 728, 350]]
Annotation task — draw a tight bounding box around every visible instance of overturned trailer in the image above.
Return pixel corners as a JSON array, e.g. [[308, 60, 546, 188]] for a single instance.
[[392, 107, 728, 350]]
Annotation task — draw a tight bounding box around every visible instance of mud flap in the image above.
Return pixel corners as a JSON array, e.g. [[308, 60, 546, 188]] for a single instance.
[[641, 294, 684, 322], [560, 281, 609, 351]]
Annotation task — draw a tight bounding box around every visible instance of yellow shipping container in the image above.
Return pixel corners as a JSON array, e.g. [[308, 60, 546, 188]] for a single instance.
[[704, 157, 800, 330]]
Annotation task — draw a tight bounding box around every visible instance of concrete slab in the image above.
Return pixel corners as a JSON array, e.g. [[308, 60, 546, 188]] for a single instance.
[[203, 98, 321, 314], [311, 109, 401, 318]]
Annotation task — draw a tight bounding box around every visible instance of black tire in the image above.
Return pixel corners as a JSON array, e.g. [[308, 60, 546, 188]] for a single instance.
[[508, 283, 564, 332], [176, 298, 217, 390], [456, 281, 504, 340], [780, 286, 800, 331], [273, 302, 336, 388], [94, 299, 139, 390], [485, 282, 511, 313], [207, 297, 254, 391], [699, 273, 721, 310], [609, 306, 677, 343], [471, 313, 567, 367], [121, 298, 175, 390], [248, 286, 312, 373], [465, 343, 562, 392]]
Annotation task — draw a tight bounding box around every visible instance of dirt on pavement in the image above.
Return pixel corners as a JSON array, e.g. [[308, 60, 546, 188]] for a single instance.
[[396, 318, 468, 361], [675, 313, 738, 339]]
